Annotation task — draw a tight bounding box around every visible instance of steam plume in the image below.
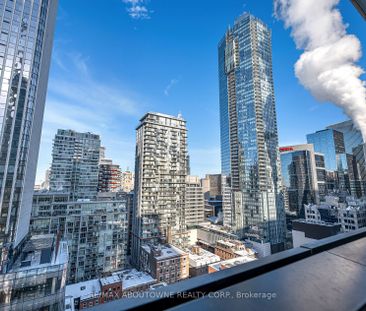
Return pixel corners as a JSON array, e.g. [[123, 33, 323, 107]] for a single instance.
[[275, 0, 366, 140]]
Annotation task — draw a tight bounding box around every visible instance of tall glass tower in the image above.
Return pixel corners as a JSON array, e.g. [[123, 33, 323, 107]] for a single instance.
[[280, 144, 319, 218], [218, 13, 285, 252], [307, 128, 363, 198], [327, 120, 364, 154], [0, 0, 58, 260]]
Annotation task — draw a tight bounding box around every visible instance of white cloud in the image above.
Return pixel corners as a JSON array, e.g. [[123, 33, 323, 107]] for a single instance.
[[122, 0, 152, 20], [164, 78, 179, 96], [275, 0, 366, 141]]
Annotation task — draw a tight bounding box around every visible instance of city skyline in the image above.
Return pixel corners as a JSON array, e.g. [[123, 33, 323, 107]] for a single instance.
[[218, 13, 285, 250], [36, 0, 366, 184], [1, 1, 366, 310]]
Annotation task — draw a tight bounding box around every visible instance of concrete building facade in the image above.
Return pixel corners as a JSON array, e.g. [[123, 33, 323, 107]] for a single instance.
[[31, 191, 129, 284], [132, 113, 188, 266], [49, 130, 101, 200]]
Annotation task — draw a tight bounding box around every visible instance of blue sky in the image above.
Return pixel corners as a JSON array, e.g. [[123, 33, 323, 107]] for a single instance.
[[36, 0, 366, 183]]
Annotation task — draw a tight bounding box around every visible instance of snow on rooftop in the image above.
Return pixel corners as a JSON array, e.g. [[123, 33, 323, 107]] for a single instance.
[[113, 269, 155, 290], [65, 279, 101, 300], [100, 275, 121, 286], [209, 256, 256, 272], [187, 247, 221, 268], [217, 240, 237, 248], [234, 248, 257, 257], [142, 244, 187, 260], [11, 236, 68, 272]]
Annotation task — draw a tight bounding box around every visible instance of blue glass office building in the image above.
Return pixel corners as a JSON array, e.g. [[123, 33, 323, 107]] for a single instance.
[[0, 0, 59, 266], [218, 13, 285, 251], [307, 129, 345, 171], [280, 145, 319, 218], [307, 128, 362, 198], [327, 120, 364, 154]]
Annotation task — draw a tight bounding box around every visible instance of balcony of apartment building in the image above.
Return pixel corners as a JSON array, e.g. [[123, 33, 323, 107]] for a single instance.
[[87, 228, 366, 310]]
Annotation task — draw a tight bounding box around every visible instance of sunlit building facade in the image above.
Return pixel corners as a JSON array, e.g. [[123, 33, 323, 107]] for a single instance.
[[354, 144, 366, 195], [98, 158, 122, 192], [49, 129, 101, 200], [31, 191, 129, 284], [132, 113, 188, 266], [185, 176, 205, 226], [218, 13, 285, 252], [307, 128, 363, 198], [327, 120, 364, 154], [121, 170, 134, 193], [307, 129, 346, 172]]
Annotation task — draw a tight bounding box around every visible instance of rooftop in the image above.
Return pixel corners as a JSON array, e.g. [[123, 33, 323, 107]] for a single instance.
[[10, 234, 68, 272], [141, 244, 187, 260], [87, 229, 366, 311], [197, 223, 238, 237], [100, 275, 121, 287], [113, 269, 156, 290], [234, 248, 257, 257], [208, 256, 257, 272], [65, 279, 101, 301], [186, 247, 221, 268], [216, 240, 236, 248], [293, 219, 340, 228], [138, 112, 186, 125]]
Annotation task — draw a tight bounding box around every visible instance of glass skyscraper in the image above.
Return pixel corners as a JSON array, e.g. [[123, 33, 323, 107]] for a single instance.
[[0, 0, 59, 266], [306, 129, 345, 171], [307, 128, 363, 198], [280, 145, 319, 218], [218, 13, 285, 252], [0, 2, 68, 310], [327, 120, 364, 154]]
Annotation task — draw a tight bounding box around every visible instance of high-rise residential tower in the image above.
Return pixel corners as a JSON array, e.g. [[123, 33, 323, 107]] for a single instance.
[[49, 129, 101, 200], [0, 0, 58, 266], [132, 112, 188, 266], [218, 13, 285, 252]]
